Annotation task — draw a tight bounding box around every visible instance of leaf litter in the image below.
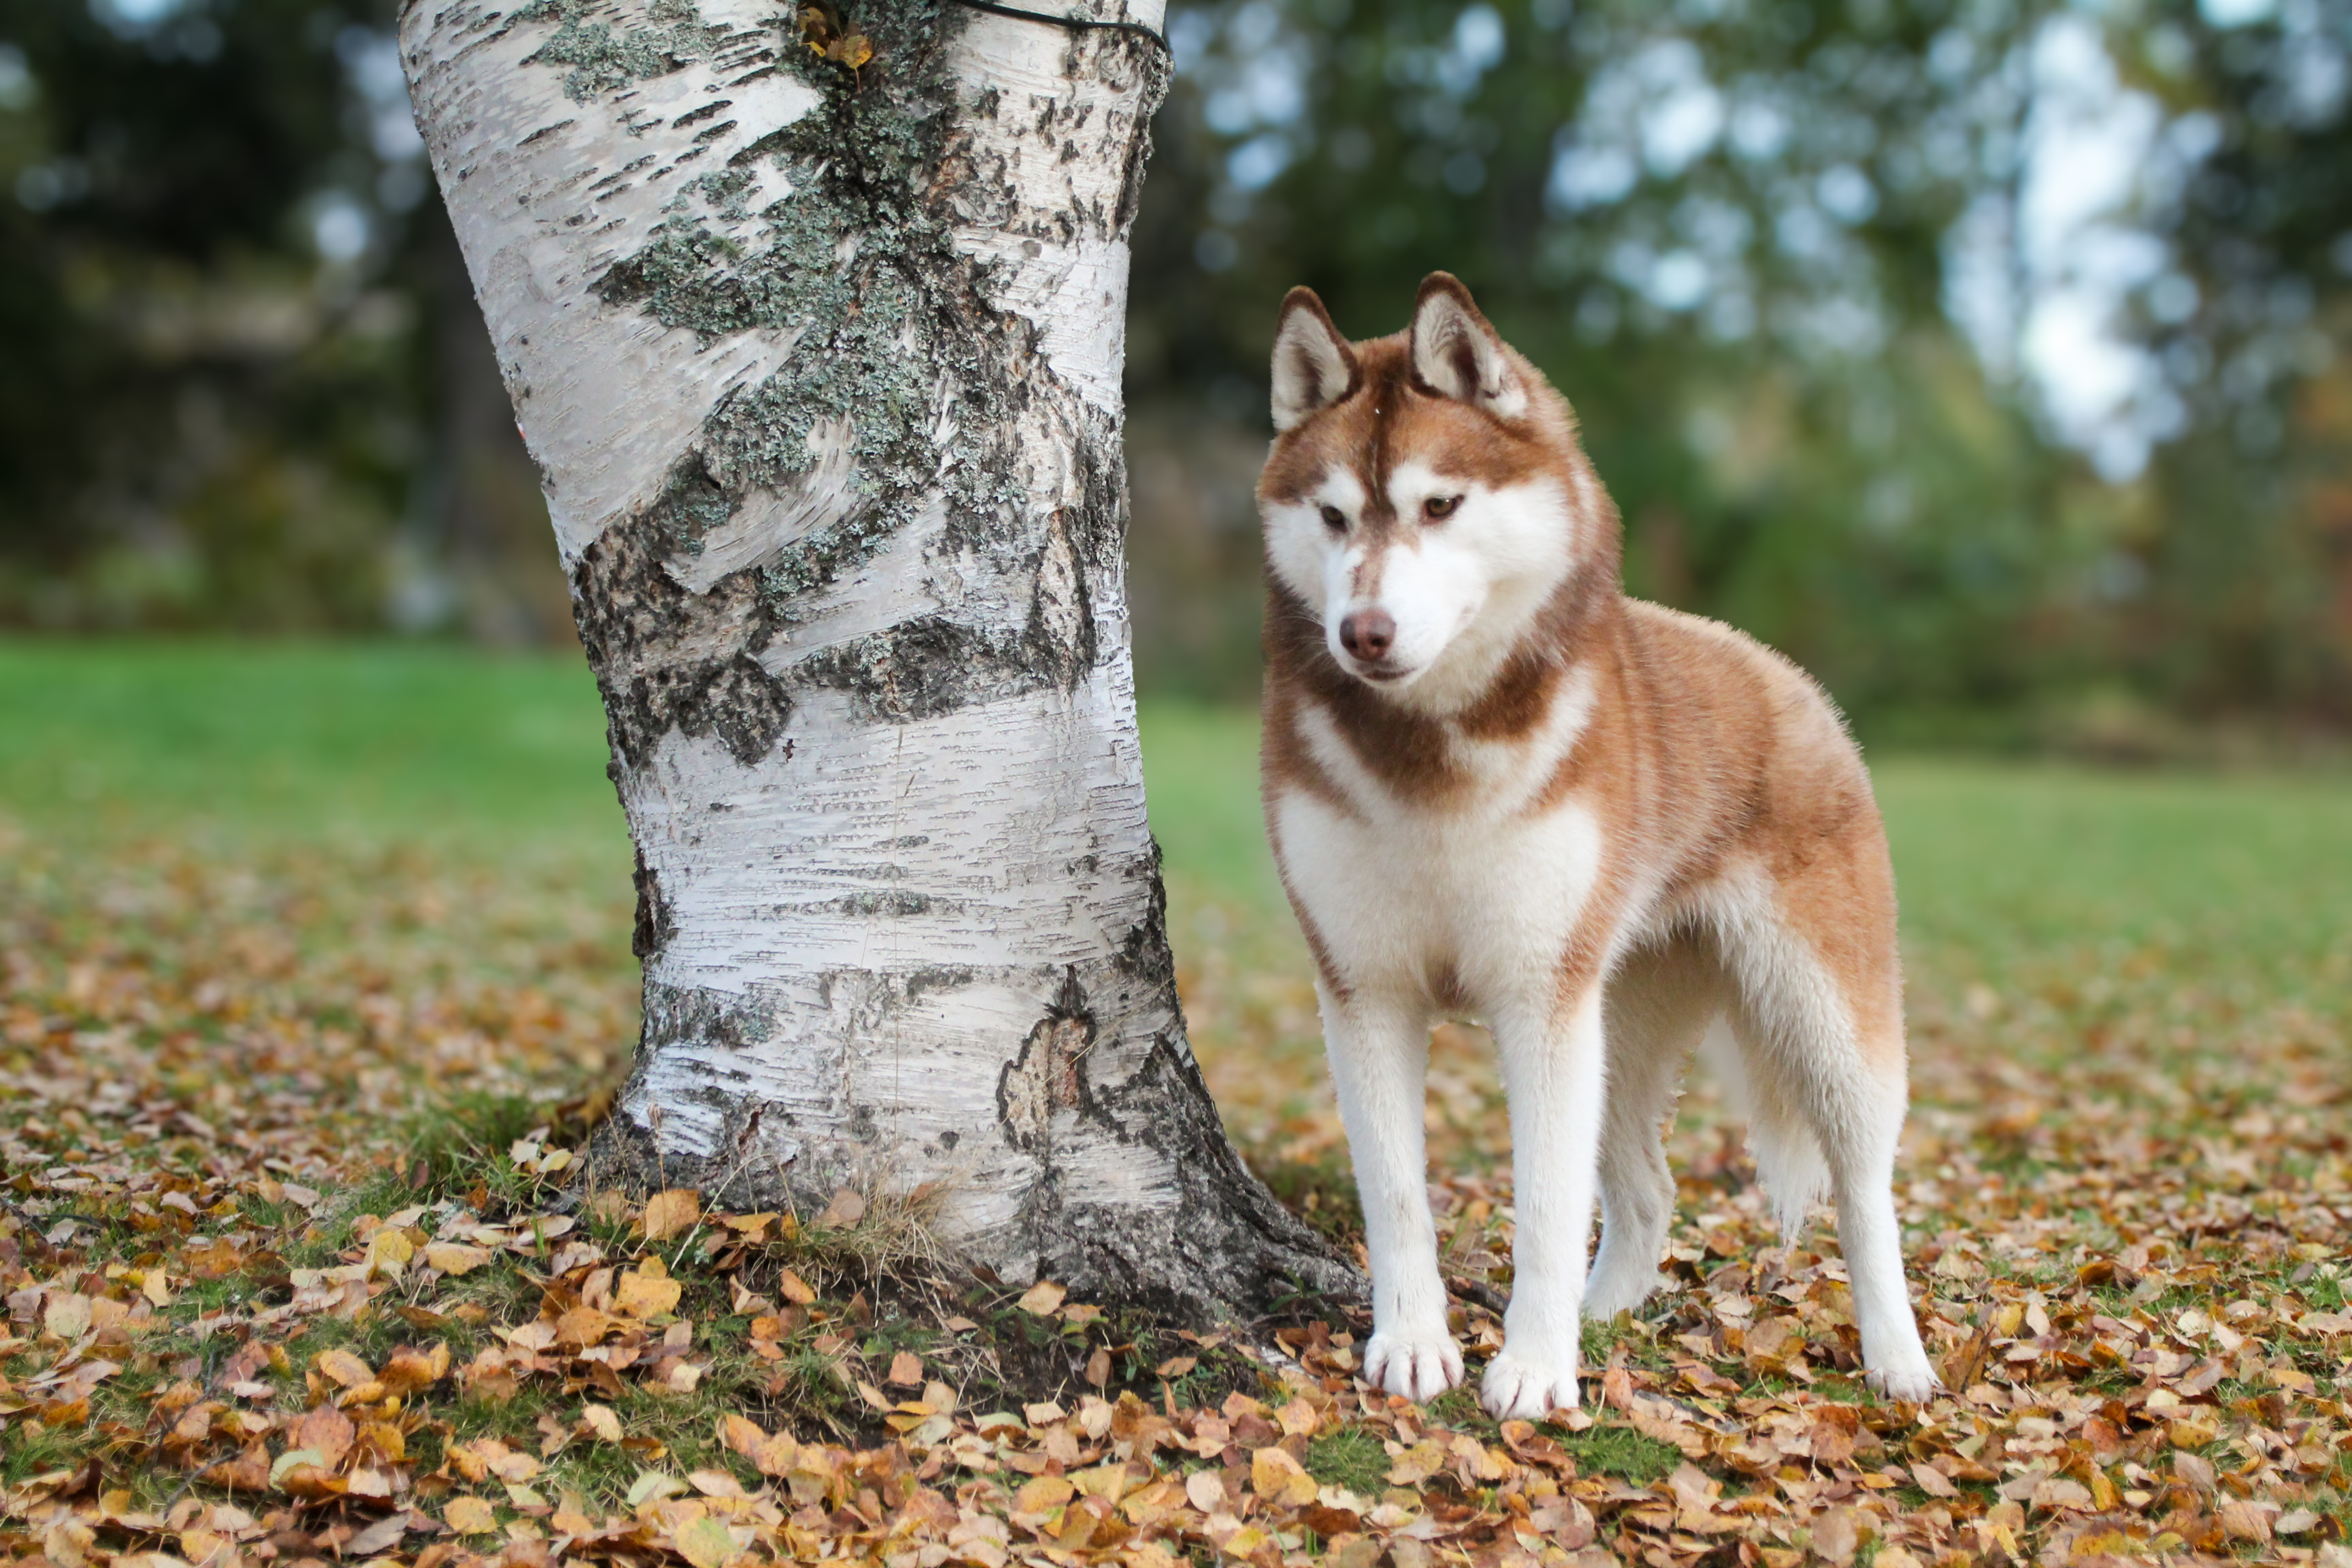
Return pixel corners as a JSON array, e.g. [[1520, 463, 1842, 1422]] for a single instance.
[[2, 820, 2350, 1568]]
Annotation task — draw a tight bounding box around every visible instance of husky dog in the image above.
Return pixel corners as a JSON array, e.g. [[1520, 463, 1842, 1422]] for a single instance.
[[1256, 274, 1940, 1418]]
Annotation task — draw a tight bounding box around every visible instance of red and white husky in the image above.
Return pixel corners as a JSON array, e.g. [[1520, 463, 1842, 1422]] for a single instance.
[[1257, 274, 1939, 1418]]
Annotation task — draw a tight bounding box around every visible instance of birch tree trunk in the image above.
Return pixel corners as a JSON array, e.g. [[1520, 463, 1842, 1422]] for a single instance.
[[399, 0, 1349, 1317]]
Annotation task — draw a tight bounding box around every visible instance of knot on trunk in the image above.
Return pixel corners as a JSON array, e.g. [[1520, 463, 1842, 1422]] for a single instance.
[[997, 967, 1101, 1155]]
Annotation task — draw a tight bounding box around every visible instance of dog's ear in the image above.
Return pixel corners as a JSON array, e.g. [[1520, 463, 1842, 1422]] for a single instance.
[[1409, 273, 1526, 420], [1270, 287, 1358, 432]]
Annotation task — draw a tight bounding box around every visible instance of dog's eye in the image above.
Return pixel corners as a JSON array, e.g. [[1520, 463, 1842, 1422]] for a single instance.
[[1423, 494, 1461, 521], [1319, 505, 1347, 532]]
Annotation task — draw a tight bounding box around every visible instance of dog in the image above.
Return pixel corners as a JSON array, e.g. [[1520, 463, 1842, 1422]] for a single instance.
[[1255, 273, 1940, 1418]]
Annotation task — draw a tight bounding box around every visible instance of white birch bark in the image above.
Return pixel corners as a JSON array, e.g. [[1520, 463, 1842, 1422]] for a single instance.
[[399, 0, 1348, 1314]]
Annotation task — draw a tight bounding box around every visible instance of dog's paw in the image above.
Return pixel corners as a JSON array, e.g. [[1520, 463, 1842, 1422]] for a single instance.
[[1581, 1267, 1667, 1321], [1362, 1329, 1463, 1403], [1864, 1361, 1941, 1404], [1479, 1349, 1581, 1420]]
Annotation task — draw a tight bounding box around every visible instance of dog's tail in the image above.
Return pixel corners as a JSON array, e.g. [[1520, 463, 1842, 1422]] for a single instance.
[[1697, 1018, 1831, 1240]]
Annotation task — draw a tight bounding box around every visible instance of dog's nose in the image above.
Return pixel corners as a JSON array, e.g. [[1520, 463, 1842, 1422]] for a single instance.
[[1340, 608, 1395, 662]]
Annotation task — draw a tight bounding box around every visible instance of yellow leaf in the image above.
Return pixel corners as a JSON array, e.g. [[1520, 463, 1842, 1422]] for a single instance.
[[643, 1189, 701, 1242], [615, 1262, 683, 1319], [358, 1422, 406, 1464], [716, 1212, 777, 1237], [827, 32, 873, 68], [1017, 1280, 1067, 1316], [1386, 1440, 1447, 1486], [673, 1513, 735, 1568], [1251, 1446, 1318, 1507], [367, 1229, 413, 1272], [1015, 1476, 1075, 1516], [777, 1268, 816, 1305], [141, 1271, 172, 1308], [582, 1404, 624, 1443], [424, 1243, 492, 1276], [1071, 1462, 1130, 1504], [314, 1349, 374, 1389], [43, 1293, 92, 1342], [442, 1496, 498, 1536]]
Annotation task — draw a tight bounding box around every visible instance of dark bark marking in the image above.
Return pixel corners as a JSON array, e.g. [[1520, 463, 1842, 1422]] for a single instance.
[[571, 522, 794, 770], [631, 843, 677, 960], [791, 614, 1063, 722], [1112, 840, 1178, 997], [1025, 508, 1097, 689]]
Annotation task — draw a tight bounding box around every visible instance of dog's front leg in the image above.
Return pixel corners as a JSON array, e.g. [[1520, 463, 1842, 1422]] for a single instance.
[[1483, 986, 1607, 1419], [1321, 985, 1460, 1402]]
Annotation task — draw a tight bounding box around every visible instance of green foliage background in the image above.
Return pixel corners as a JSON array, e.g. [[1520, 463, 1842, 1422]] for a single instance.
[[1, 0, 2349, 743]]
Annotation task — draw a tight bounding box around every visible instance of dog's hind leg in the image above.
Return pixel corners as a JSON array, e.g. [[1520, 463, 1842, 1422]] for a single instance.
[[1716, 863, 1939, 1403], [1585, 937, 1720, 1320]]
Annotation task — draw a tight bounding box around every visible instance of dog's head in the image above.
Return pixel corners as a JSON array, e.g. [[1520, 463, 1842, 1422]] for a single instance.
[[1256, 274, 1609, 703]]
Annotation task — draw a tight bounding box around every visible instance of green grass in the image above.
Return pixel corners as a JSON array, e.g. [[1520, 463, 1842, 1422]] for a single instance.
[[1554, 1422, 1683, 1487], [1304, 1426, 1389, 1494], [3, 640, 2348, 999], [0, 639, 624, 856]]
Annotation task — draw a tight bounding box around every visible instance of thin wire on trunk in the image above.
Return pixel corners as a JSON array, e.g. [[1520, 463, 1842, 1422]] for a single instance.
[[943, 0, 1169, 55]]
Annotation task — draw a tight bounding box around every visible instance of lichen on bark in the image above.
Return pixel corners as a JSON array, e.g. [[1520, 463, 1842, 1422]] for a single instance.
[[589, 0, 1028, 608], [520, 0, 726, 102]]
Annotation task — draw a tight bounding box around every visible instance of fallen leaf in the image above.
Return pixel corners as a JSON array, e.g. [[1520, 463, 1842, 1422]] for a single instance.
[[342, 1512, 410, 1557], [814, 1187, 865, 1228], [423, 1243, 491, 1276], [614, 1259, 682, 1319], [43, 1294, 92, 1341], [1250, 1445, 1319, 1506], [441, 1497, 498, 1536], [1387, 1440, 1448, 1486], [643, 1189, 701, 1242], [672, 1513, 734, 1568]]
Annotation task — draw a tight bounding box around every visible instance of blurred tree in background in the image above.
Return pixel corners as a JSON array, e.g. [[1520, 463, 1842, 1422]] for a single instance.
[[0, 0, 2347, 746], [0, 0, 564, 641]]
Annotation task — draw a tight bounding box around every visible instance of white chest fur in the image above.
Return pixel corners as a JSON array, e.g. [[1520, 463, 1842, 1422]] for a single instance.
[[1271, 666, 1603, 1013]]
